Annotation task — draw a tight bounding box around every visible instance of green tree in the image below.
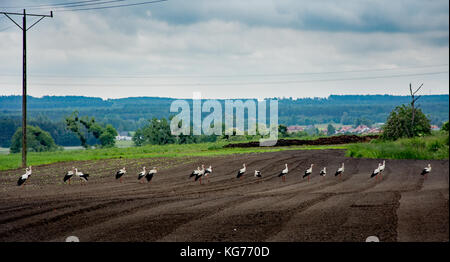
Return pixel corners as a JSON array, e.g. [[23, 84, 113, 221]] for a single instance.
[[442, 121, 449, 132], [327, 124, 336, 136], [278, 124, 288, 137], [65, 111, 118, 148], [132, 128, 145, 146], [133, 118, 175, 145], [381, 104, 431, 140], [10, 125, 58, 153], [99, 124, 118, 147]]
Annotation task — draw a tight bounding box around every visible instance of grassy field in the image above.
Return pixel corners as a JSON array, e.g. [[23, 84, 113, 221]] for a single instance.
[[346, 132, 449, 160], [0, 142, 347, 171], [115, 140, 134, 148], [0, 148, 9, 155], [2, 132, 447, 171]]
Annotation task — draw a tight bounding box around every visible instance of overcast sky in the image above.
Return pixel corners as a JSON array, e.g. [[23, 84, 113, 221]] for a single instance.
[[0, 0, 448, 99]]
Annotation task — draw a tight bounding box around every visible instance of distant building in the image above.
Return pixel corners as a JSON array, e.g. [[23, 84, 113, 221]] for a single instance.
[[366, 127, 382, 134], [431, 125, 440, 131], [287, 125, 304, 133], [116, 135, 132, 141], [353, 125, 370, 134], [336, 125, 381, 135], [336, 126, 352, 134]]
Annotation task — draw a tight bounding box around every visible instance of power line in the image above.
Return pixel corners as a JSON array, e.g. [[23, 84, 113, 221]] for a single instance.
[[56, 0, 168, 12], [0, 64, 447, 79], [27, 0, 127, 10], [2, 71, 447, 87], [0, 0, 103, 9]]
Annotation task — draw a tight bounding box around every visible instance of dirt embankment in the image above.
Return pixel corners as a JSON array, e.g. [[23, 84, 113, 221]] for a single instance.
[[224, 135, 379, 148]]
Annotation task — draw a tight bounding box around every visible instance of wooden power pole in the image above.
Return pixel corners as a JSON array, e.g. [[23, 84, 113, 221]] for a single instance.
[[409, 83, 424, 138], [1, 9, 53, 168]]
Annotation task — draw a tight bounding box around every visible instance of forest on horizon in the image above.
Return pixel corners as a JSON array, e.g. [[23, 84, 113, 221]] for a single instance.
[[0, 94, 448, 147]]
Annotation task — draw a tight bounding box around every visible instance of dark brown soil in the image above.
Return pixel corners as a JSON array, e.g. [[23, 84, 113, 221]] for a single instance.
[[224, 135, 379, 148], [0, 149, 447, 242]]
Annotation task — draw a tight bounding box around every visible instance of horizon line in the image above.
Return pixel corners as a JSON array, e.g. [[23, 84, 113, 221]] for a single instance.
[[1, 93, 449, 101]]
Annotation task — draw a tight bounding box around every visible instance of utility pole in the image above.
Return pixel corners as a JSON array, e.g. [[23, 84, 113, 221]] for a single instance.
[[409, 83, 423, 138], [1, 9, 53, 168]]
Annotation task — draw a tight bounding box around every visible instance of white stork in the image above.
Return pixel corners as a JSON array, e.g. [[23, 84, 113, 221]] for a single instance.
[[138, 166, 147, 183], [370, 163, 382, 180], [63, 167, 75, 184], [146, 167, 157, 183], [319, 167, 326, 181], [278, 164, 288, 182], [204, 165, 212, 183], [236, 163, 246, 180], [17, 167, 30, 187], [378, 160, 386, 180], [303, 164, 314, 182], [254, 170, 262, 178], [421, 164, 431, 179], [75, 168, 89, 184], [335, 163, 345, 179], [116, 167, 126, 183], [195, 165, 205, 184], [189, 166, 201, 179]]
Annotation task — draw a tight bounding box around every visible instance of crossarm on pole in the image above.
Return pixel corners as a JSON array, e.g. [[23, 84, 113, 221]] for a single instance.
[[2, 13, 22, 30]]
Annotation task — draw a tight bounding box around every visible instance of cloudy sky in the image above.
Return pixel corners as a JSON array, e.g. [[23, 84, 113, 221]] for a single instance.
[[0, 0, 448, 99]]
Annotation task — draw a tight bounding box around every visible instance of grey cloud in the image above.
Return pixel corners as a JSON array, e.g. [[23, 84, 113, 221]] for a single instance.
[[137, 0, 449, 34]]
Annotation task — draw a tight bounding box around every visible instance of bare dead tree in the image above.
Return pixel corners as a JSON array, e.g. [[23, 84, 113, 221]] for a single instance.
[[409, 83, 423, 137]]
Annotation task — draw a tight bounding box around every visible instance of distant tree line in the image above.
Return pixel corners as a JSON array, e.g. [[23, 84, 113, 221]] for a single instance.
[[0, 95, 448, 147]]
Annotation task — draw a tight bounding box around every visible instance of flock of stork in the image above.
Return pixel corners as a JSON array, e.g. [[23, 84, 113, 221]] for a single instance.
[[16, 160, 432, 187]]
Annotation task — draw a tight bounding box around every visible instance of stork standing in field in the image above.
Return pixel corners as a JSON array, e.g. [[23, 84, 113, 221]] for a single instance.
[[195, 165, 205, 184], [303, 164, 314, 182], [254, 170, 262, 178], [138, 166, 147, 183], [116, 167, 126, 183], [63, 167, 75, 184], [236, 163, 246, 180], [146, 167, 157, 183], [278, 164, 288, 182], [17, 167, 30, 187], [421, 164, 431, 179], [319, 167, 326, 180], [378, 160, 385, 180], [204, 165, 212, 183], [190, 166, 201, 179], [335, 163, 345, 179], [75, 168, 89, 185], [370, 163, 382, 180]]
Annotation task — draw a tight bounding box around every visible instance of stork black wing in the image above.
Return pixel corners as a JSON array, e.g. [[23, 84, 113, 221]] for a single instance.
[[194, 174, 202, 181], [146, 173, 154, 182], [17, 177, 26, 186], [63, 173, 72, 182], [116, 171, 124, 179]]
